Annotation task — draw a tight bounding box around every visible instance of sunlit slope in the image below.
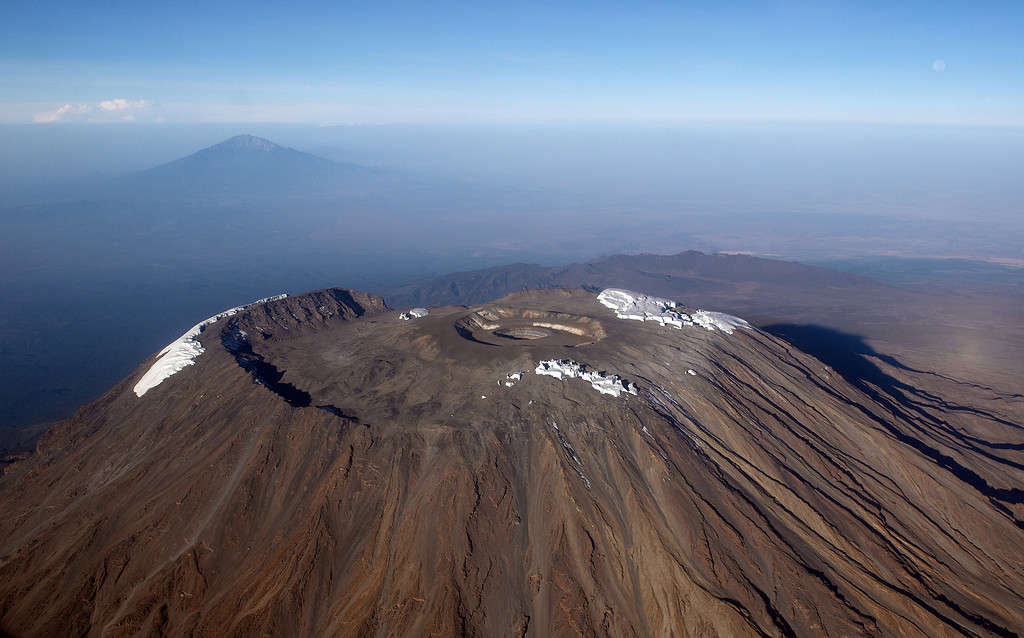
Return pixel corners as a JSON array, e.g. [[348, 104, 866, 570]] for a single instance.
[[1, 288, 1021, 637]]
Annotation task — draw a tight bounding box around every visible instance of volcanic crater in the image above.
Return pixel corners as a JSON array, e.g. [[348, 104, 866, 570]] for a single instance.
[[453, 303, 606, 348], [0, 286, 1021, 638]]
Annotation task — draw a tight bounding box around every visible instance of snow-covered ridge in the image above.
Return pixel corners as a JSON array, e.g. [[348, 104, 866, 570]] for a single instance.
[[535, 359, 637, 398], [133, 294, 287, 398], [400, 308, 429, 320], [596, 288, 749, 334]]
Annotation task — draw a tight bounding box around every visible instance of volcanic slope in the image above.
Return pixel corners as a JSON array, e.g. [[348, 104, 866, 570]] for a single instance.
[[0, 288, 1022, 637]]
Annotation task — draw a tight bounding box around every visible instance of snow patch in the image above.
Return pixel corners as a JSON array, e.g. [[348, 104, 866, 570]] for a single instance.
[[399, 307, 429, 320], [689, 310, 750, 334], [687, 369, 697, 376], [597, 288, 749, 334], [134, 294, 287, 398], [504, 371, 523, 387], [535, 359, 637, 398]]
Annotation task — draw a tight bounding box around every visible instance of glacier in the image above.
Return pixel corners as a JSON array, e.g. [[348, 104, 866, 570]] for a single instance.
[[134, 294, 287, 398]]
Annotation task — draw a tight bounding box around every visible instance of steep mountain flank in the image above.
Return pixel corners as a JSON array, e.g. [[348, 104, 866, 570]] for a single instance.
[[0, 287, 1021, 637]]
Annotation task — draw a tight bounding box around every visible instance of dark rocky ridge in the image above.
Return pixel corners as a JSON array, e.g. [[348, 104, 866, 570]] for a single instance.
[[381, 250, 877, 310], [0, 287, 1021, 637]]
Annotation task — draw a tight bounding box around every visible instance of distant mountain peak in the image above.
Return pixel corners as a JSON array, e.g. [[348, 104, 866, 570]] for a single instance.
[[132, 133, 340, 190], [212, 134, 284, 153], [119, 134, 373, 200]]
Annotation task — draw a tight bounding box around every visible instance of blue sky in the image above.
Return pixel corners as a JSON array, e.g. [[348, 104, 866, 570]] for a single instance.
[[1, 0, 1021, 125]]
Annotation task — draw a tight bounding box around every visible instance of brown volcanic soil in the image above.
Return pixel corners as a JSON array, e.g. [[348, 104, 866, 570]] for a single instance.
[[1, 288, 1022, 637]]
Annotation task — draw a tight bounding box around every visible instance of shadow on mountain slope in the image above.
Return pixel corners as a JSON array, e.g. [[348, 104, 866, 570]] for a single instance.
[[763, 324, 907, 397], [764, 323, 1024, 508]]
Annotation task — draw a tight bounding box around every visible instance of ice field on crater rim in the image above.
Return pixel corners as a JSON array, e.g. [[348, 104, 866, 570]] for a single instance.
[[133, 294, 287, 398], [597, 288, 750, 334]]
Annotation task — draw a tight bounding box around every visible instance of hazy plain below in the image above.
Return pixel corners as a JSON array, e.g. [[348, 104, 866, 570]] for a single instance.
[[1, 122, 1022, 432]]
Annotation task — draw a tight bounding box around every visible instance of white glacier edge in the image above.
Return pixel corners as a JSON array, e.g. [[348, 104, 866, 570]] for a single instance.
[[535, 359, 637, 398], [133, 294, 287, 398], [688, 309, 751, 334], [597, 288, 750, 334]]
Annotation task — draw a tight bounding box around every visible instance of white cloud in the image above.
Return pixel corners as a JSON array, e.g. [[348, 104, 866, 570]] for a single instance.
[[932, 59, 946, 72], [32, 103, 89, 123], [32, 98, 151, 123], [98, 98, 150, 111], [31, 104, 69, 123]]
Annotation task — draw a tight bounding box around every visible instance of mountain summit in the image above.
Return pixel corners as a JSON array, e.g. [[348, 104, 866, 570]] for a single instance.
[[123, 134, 357, 199], [0, 288, 1021, 636], [179, 134, 334, 165], [206, 134, 289, 153]]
